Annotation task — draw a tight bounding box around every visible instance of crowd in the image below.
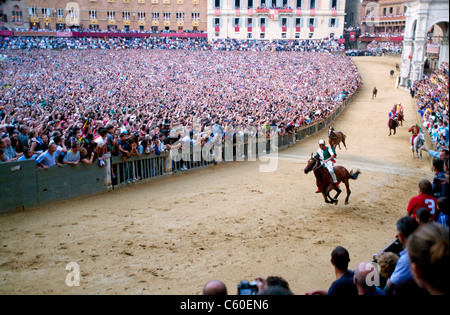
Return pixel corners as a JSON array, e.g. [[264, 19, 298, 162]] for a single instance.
[[365, 40, 403, 55], [412, 62, 449, 152], [0, 43, 361, 169], [0, 36, 346, 52]]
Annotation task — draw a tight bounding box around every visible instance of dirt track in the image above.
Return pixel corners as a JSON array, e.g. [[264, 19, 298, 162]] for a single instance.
[[0, 56, 433, 295]]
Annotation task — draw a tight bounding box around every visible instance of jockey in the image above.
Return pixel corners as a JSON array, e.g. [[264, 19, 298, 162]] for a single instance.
[[315, 139, 339, 192], [409, 124, 422, 149], [388, 106, 397, 128], [396, 103, 403, 113]]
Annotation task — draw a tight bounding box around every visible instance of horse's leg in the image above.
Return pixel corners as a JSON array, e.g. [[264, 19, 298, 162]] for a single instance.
[[321, 191, 333, 204], [343, 179, 351, 205], [342, 139, 347, 150]]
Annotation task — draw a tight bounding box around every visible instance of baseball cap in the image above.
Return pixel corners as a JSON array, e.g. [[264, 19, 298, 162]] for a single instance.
[[319, 139, 325, 145]]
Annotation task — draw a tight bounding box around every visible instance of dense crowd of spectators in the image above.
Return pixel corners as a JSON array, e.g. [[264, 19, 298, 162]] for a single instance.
[[0, 40, 361, 169]]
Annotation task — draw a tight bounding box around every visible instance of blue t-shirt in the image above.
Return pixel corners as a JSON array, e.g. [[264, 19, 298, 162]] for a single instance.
[[327, 270, 358, 295], [389, 249, 412, 286]]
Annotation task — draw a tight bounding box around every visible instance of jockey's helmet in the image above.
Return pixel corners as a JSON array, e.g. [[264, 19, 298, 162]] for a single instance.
[[318, 139, 325, 145]]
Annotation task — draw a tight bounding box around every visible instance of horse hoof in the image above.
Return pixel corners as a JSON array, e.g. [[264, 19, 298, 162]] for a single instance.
[[345, 201, 349, 205], [333, 199, 339, 205]]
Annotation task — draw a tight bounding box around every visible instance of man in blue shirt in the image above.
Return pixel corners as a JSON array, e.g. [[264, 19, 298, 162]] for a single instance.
[[384, 216, 419, 294], [36, 143, 61, 169]]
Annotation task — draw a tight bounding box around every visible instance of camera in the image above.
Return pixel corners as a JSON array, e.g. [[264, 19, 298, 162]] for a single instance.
[[237, 280, 258, 295]]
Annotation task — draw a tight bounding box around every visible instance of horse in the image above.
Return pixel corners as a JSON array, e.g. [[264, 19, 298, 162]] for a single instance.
[[304, 154, 361, 205], [411, 132, 425, 162], [372, 87, 378, 99], [390, 70, 395, 77], [389, 117, 398, 136], [395, 63, 400, 71], [397, 109, 404, 127], [328, 129, 347, 151]]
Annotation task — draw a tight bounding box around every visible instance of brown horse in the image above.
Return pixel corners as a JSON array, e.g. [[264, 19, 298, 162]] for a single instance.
[[395, 63, 400, 71], [389, 117, 398, 136], [372, 87, 378, 99], [328, 129, 347, 151], [397, 110, 404, 126], [304, 154, 361, 205]]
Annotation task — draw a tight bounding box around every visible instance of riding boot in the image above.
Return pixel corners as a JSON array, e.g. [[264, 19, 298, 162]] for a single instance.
[[315, 188, 321, 193]]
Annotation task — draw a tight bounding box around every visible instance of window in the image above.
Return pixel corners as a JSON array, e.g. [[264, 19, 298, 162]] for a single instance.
[[56, 9, 64, 18], [383, 8, 387, 16], [295, 33, 300, 38], [309, 0, 315, 10], [123, 11, 130, 21], [214, 0, 221, 9], [108, 11, 116, 20], [259, 17, 266, 27], [308, 32, 313, 38], [260, 33, 265, 38], [282, 33, 286, 38], [138, 12, 146, 21], [214, 17, 220, 27], [389, 7, 393, 14], [233, 18, 240, 27], [309, 18, 314, 27], [234, 0, 240, 9], [152, 12, 160, 21], [282, 0, 288, 7], [163, 12, 170, 21], [247, 18, 252, 27], [29, 7, 38, 17], [330, 0, 337, 10], [192, 12, 200, 21], [42, 8, 50, 17], [247, 33, 252, 38], [330, 18, 336, 27], [270, 0, 277, 8], [296, 0, 302, 8], [89, 10, 98, 19], [176, 12, 185, 21], [295, 17, 302, 27], [247, 0, 253, 9]]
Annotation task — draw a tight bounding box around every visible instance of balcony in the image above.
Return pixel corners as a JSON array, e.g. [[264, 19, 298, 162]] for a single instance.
[[278, 9, 293, 14], [30, 16, 39, 23], [56, 18, 65, 24], [108, 19, 117, 25], [164, 20, 171, 26], [152, 20, 159, 26], [90, 19, 98, 24], [255, 9, 269, 14], [192, 21, 199, 27], [138, 20, 146, 26], [123, 20, 131, 26]]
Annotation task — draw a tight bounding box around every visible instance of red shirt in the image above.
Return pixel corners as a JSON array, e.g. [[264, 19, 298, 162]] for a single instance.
[[406, 193, 438, 220]]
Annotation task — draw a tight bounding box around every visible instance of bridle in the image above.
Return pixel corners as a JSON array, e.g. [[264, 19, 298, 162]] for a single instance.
[[307, 156, 324, 172]]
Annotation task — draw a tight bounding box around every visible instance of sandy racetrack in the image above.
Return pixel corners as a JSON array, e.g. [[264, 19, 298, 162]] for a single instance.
[[0, 56, 433, 295]]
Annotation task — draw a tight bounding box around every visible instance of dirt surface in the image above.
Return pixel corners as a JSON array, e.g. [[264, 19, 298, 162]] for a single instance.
[[0, 56, 433, 295]]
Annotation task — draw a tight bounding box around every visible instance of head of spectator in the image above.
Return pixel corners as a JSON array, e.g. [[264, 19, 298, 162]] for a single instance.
[[376, 251, 399, 281], [202, 279, 228, 295], [416, 207, 432, 225], [407, 223, 449, 295], [354, 262, 386, 295], [396, 216, 419, 245], [258, 285, 294, 295]]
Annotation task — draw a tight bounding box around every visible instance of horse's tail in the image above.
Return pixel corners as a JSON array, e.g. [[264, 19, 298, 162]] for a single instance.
[[349, 169, 361, 180]]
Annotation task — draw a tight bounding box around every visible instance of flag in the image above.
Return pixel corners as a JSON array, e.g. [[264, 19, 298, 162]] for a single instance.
[[296, 27, 301, 32], [215, 26, 220, 32], [338, 38, 345, 44], [296, 9, 302, 15], [248, 8, 253, 15], [282, 26, 287, 32], [310, 8, 316, 16], [331, 9, 337, 16], [247, 26, 252, 32], [309, 26, 314, 32], [261, 26, 265, 32], [235, 26, 240, 32], [214, 9, 220, 16], [235, 9, 240, 15], [349, 31, 356, 41]]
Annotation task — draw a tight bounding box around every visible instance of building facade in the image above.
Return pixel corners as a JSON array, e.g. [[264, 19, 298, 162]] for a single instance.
[[0, 0, 208, 32], [207, 0, 346, 40], [360, 0, 408, 35]]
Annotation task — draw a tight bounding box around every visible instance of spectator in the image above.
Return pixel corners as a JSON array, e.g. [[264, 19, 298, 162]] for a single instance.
[[258, 285, 294, 295], [353, 262, 386, 295], [63, 142, 81, 166], [436, 197, 449, 227], [305, 246, 357, 295], [384, 216, 419, 294], [202, 279, 228, 295], [431, 159, 448, 198], [17, 148, 35, 161], [407, 223, 449, 295], [254, 275, 291, 293], [416, 207, 432, 225], [35, 143, 62, 169], [79, 147, 95, 165], [406, 179, 438, 221], [376, 251, 399, 289], [0, 135, 20, 162]]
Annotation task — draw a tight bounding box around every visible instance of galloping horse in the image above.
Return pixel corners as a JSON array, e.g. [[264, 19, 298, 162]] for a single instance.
[[411, 132, 425, 162], [395, 63, 400, 71], [372, 87, 378, 99], [328, 129, 347, 151], [390, 70, 395, 78], [389, 117, 399, 136], [397, 109, 404, 126], [304, 154, 361, 205]]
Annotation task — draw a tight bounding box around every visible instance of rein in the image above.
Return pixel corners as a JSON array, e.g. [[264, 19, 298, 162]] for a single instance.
[[310, 158, 324, 172]]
